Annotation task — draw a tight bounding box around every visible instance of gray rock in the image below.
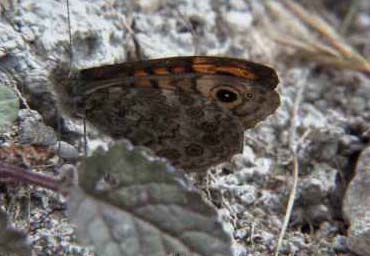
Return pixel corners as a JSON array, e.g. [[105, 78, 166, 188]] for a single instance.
[[339, 134, 366, 154], [290, 236, 309, 253], [301, 128, 341, 164], [252, 230, 274, 245], [232, 145, 256, 170], [52, 141, 79, 160], [307, 163, 338, 196], [332, 235, 349, 253], [318, 221, 339, 237], [232, 243, 248, 256], [343, 147, 370, 256], [18, 109, 57, 145], [300, 104, 329, 130], [298, 177, 326, 205], [257, 191, 284, 213], [289, 167, 336, 227], [291, 204, 331, 228], [235, 185, 257, 206]]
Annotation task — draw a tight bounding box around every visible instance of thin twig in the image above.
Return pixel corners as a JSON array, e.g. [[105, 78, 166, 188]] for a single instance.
[[12, 84, 31, 110], [288, 71, 308, 151], [275, 70, 308, 256], [0, 161, 62, 194], [275, 153, 299, 256]]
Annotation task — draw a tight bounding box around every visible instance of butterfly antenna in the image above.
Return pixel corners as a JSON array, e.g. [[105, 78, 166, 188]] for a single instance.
[[66, 0, 73, 67], [122, 16, 143, 61], [66, 0, 88, 156], [174, 8, 199, 55], [83, 113, 88, 155], [56, 0, 73, 160]]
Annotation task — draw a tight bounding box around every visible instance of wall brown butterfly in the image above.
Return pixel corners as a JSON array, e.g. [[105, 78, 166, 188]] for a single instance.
[[52, 56, 279, 172], [52, 2, 280, 172]]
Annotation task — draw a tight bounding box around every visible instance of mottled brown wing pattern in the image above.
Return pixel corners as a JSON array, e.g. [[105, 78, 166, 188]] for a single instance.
[[52, 56, 280, 172]]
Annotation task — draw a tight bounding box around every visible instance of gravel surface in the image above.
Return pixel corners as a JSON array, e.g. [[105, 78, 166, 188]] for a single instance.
[[1, 0, 369, 255]]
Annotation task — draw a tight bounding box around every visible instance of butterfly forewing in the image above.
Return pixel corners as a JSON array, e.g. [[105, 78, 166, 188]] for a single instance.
[[80, 56, 278, 87]]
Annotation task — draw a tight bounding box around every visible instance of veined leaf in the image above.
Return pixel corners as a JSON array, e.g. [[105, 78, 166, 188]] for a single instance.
[[67, 141, 232, 256]]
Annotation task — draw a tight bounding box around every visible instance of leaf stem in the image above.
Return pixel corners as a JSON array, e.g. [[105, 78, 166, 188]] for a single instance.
[[0, 161, 62, 193]]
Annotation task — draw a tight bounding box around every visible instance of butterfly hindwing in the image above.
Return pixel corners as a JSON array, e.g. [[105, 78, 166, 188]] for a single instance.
[[80, 86, 243, 171]]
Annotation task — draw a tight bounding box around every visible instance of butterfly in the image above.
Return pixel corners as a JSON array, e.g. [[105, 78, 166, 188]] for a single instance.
[[51, 56, 280, 172]]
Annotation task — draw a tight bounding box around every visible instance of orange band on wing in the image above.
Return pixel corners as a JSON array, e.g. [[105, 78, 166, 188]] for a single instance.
[[153, 67, 170, 75], [193, 64, 257, 80], [192, 64, 217, 74], [172, 66, 186, 74], [134, 70, 148, 77], [215, 66, 257, 80], [192, 57, 210, 64], [134, 79, 152, 88]]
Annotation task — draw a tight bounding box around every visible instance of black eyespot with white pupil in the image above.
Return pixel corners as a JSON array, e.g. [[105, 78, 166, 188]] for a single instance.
[[246, 92, 254, 99], [216, 89, 238, 103]]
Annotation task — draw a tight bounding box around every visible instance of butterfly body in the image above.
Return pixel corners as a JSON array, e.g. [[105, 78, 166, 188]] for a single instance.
[[52, 56, 279, 171]]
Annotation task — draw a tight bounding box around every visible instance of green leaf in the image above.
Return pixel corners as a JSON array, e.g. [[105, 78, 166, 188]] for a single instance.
[[0, 86, 19, 131], [67, 140, 232, 256]]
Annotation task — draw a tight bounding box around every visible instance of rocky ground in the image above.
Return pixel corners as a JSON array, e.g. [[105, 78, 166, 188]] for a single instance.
[[1, 0, 370, 255]]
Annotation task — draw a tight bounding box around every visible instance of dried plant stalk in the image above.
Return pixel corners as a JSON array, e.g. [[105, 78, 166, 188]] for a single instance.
[[263, 0, 370, 75]]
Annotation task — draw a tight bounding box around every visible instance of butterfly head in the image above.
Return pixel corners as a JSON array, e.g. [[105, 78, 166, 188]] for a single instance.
[[49, 62, 85, 119]]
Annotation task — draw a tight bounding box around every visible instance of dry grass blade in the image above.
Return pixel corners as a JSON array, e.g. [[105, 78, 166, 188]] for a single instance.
[[0, 0, 14, 13], [263, 0, 370, 76], [339, 1, 359, 35], [282, 0, 353, 57], [275, 70, 309, 256], [263, 1, 313, 44]]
